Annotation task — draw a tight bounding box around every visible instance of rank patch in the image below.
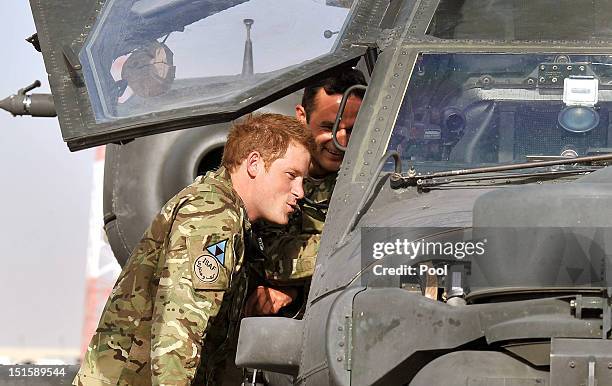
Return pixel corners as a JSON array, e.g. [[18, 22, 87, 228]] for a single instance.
[[205, 239, 227, 266]]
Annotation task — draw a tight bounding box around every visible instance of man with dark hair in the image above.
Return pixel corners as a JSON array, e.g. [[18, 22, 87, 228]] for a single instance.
[[247, 66, 366, 316], [300, 68, 367, 120], [298, 68, 367, 178], [74, 114, 314, 386]]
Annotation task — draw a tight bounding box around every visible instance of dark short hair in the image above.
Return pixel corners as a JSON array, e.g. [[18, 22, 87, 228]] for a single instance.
[[222, 113, 316, 172], [301, 66, 367, 122]]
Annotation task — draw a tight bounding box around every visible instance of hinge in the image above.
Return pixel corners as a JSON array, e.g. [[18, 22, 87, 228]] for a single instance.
[[62, 44, 82, 71], [344, 315, 353, 371]]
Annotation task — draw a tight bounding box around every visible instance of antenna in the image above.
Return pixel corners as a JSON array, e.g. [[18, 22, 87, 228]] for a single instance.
[[242, 19, 254, 76]]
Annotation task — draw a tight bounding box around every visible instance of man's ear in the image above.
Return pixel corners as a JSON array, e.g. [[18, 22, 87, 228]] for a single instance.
[[295, 104, 307, 125], [246, 151, 262, 178]]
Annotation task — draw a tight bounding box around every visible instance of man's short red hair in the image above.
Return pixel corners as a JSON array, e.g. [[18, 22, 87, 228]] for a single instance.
[[222, 113, 315, 172]]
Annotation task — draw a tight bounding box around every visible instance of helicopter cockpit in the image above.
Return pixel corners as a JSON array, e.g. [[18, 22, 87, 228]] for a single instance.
[[382, 0, 612, 174], [387, 53, 612, 173]]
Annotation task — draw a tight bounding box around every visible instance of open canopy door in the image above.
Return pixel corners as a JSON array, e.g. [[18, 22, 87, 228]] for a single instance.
[[30, 0, 386, 150]]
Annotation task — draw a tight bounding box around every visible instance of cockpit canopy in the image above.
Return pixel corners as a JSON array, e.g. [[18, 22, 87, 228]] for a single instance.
[[80, 0, 354, 123], [29, 0, 612, 150], [31, 0, 383, 150]]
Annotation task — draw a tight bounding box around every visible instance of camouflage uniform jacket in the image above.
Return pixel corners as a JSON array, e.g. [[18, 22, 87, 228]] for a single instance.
[[74, 167, 250, 386], [260, 172, 337, 283]]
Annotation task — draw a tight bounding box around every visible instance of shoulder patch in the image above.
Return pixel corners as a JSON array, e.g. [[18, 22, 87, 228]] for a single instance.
[[206, 239, 227, 266], [187, 237, 230, 290]]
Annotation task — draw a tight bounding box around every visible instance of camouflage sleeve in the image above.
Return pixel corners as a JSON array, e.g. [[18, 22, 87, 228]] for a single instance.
[[150, 196, 243, 385], [260, 175, 335, 283], [259, 206, 323, 282]]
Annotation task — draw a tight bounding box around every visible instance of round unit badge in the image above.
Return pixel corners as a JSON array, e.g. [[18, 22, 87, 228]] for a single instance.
[[193, 253, 220, 283]]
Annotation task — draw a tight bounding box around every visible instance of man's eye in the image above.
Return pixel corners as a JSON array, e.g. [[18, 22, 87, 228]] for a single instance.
[[287, 172, 296, 179], [320, 125, 333, 131]]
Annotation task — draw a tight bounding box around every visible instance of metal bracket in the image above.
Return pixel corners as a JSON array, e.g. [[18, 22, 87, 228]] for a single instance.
[[570, 295, 612, 338], [588, 356, 596, 386], [571, 295, 603, 320], [550, 338, 612, 386], [26, 33, 41, 52], [62, 44, 82, 71], [343, 315, 353, 371], [327, 287, 366, 386]]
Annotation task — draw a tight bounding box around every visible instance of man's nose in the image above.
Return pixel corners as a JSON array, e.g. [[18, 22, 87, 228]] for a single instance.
[[292, 180, 305, 200]]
